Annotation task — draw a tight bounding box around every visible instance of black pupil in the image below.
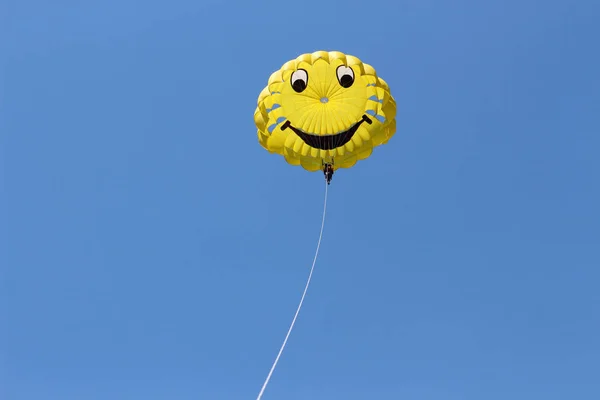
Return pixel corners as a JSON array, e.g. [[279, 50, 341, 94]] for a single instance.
[[292, 79, 306, 92], [340, 74, 353, 88]]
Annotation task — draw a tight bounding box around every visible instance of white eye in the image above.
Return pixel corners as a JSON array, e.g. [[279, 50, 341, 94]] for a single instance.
[[336, 65, 354, 88], [291, 69, 308, 93]]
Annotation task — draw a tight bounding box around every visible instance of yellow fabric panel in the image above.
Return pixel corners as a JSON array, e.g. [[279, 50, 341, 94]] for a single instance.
[[255, 50, 397, 172]]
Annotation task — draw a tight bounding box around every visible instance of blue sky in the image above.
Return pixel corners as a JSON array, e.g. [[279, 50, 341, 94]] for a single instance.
[[2, 1, 599, 399]]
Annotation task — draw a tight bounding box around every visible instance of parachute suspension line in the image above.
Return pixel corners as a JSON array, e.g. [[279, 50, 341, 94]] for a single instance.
[[256, 181, 329, 400]]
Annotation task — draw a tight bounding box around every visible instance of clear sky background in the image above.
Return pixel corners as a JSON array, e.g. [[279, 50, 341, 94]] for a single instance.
[[2, 1, 599, 399]]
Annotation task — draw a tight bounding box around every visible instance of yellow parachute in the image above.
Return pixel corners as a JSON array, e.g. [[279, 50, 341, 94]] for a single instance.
[[254, 50, 397, 172]]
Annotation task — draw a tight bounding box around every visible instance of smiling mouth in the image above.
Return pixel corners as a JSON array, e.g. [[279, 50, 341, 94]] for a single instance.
[[280, 115, 373, 150]]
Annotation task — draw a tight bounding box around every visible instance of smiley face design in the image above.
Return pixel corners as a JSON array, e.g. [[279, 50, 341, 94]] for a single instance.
[[254, 50, 397, 172]]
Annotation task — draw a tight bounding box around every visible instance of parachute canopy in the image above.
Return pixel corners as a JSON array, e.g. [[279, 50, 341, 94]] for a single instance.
[[254, 50, 397, 171]]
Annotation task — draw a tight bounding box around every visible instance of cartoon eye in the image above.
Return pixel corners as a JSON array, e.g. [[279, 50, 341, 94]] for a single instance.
[[291, 69, 308, 93], [336, 65, 354, 88]]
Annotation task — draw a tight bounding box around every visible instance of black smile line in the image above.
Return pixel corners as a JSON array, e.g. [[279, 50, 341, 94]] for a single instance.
[[280, 114, 373, 150]]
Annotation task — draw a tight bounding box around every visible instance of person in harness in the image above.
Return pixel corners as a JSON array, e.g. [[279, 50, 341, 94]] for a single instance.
[[323, 163, 334, 185]]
